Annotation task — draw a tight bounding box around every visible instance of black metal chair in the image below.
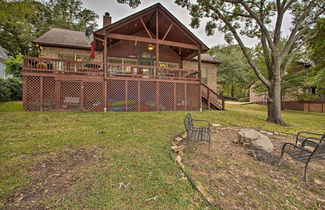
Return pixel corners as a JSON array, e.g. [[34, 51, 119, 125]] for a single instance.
[[184, 113, 211, 149], [295, 131, 325, 148], [278, 140, 325, 182]]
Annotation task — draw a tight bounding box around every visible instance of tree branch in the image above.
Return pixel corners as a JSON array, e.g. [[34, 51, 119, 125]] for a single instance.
[[274, 0, 284, 49], [280, 1, 318, 59], [210, 6, 271, 88], [238, 0, 276, 52]]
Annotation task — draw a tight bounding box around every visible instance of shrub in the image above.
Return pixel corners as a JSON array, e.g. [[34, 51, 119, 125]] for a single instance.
[[223, 96, 238, 101], [296, 93, 320, 101], [0, 78, 22, 102], [4, 55, 23, 78], [0, 79, 11, 102], [238, 97, 249, 102]]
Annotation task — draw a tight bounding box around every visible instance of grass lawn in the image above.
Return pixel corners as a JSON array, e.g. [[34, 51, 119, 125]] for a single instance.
[[0, 101, 324, 208]]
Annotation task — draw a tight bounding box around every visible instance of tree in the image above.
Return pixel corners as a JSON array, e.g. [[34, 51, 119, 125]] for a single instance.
[[46, 0, 98, 31], [0, 0, 98, 56], [0, 0, 48, 56], [4, 55, 23, 79], [305, 18, 325, 88], [120, 0, 324, 125], [209, 45, 255, 98]]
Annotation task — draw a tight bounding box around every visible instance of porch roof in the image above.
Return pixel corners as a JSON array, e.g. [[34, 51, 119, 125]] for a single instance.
[[95, 3, 209, 52]]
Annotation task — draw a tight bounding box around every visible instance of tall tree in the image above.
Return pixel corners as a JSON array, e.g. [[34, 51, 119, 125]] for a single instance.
[[120, 0, 325, 125], [0, 0, 98, 56], [209, 45, 255, 98]]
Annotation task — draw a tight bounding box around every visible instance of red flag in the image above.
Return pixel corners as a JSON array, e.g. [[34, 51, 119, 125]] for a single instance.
[[90, 41, 95, 59]]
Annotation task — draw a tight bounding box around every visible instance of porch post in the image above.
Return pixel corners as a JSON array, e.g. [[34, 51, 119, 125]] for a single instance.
[[23, 76, 27, 111], [155, 10, 159, 78], [198, 47, 202, 111]]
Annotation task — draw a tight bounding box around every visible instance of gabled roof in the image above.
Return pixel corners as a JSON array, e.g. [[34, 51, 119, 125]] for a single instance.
[[95, 3, 209, 51], [33, 28, 92, 49], [0, 46, 8, 61], [191, 54, 221, 65]]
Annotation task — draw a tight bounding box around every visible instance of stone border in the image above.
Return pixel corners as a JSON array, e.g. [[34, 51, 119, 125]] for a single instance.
[[211, 124, 296, 138], [170, 133, 218, 208]]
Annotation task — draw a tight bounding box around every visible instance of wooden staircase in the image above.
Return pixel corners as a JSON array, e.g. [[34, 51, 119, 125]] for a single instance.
[[201, 84, 225, 110]]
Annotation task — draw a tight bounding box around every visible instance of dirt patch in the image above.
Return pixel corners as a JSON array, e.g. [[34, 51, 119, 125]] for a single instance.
[[4, 148, 101, 209], [182, 127, 325, 209]]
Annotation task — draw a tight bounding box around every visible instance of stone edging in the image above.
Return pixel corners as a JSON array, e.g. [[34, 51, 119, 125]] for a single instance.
[[170, 133, 217, 208], [211, 124, 296, 138]]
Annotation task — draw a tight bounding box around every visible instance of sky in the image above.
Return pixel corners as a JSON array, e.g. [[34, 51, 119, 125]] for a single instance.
[[82, 0, 293, 49]]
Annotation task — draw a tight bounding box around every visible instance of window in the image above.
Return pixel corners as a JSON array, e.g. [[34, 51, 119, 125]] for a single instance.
[[201, 67, 208, 84], [108, 57, 138, 73]]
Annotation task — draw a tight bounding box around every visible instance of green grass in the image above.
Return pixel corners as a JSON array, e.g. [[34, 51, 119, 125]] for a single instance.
[[0, 101, 324, 208]]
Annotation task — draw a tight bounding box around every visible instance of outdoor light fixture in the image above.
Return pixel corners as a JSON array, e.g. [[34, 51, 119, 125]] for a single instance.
[[147, 44, 155, 51]]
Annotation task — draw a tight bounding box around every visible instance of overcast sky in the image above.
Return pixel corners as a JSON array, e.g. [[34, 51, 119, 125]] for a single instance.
[[82, 0, 293, 48]]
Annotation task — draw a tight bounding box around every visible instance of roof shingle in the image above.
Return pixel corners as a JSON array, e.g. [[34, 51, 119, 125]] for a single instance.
[[33, 28, 92, 49]]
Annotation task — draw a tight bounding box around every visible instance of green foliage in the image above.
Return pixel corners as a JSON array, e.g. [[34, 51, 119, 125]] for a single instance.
[[4, 55, 23, 78], [209, 45, 256, 97], [0, 0, 98, 56], [238, 97, 249, 102], [117, 0, 141, 8], [0, 78, 22, 102], [305, 18, 325, 88], [0, 79, 11, 102], [295, 93, 320, 102]]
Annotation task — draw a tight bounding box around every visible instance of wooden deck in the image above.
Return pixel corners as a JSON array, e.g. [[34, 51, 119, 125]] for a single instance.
[[23, 57, 200, 82], [23, 57, 204, 112]]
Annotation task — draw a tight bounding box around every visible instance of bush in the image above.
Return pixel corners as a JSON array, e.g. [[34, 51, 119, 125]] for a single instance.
[[4, 55, 23, 78], [223, 96, 238, 101], [238, 97, 249, 102], [0, 78, 22, 102], [296, 93, 320, 101]]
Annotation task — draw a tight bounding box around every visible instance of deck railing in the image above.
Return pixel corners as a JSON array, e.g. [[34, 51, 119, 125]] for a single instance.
[[23, 57, 200, 81]]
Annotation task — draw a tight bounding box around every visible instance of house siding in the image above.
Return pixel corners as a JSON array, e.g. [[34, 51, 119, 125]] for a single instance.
[[0, 61, 5, 79], [40, 46, 103, 62], [182, 61, 217, 92]]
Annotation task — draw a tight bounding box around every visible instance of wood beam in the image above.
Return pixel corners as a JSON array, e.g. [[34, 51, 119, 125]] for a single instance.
[[105, 10, 155, 33], [162, 24, 173, 40], [94, 36, 105, 42], [140, 17, 153, 39], [106, 33, 198, 50], [156, 10, 159, 39]]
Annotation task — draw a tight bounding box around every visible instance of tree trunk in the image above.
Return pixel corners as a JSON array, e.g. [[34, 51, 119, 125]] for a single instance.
[[266, 66, 286, 125], [231, 84, 235, 98]]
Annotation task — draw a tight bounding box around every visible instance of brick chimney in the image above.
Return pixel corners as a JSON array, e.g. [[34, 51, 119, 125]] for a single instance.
[[103, 12, 111, 27]]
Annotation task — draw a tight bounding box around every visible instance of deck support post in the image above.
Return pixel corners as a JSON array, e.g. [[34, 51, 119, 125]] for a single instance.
[[40, 76, 43, 112], [198, 47, 202, 111], [125, 80, 128, 111], [80, 81, 84, 111], [23, 76, 27, 111], [155, 10, 159, 78], [184, 83, 187, 111], [156, 81, 159, 111], [173, 83, 176, 111], [55, 80, 60, 111], [103, 35, 108, 111], [137, 81, 141, 112]]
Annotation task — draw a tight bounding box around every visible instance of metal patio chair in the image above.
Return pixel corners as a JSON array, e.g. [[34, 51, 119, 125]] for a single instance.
[[295, 131, 325, 148], [184, 113, 211, 149], [278, 140, 325, 183]]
